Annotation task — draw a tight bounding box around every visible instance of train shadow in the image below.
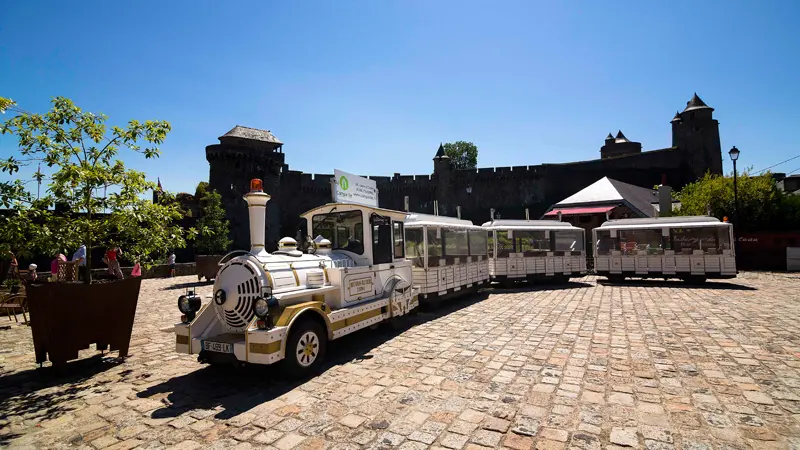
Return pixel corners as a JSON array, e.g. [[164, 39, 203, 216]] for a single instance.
[[163, 280, 212, 291], [596, 278, 756, 290], [489, 280, 593, 293], [135, 290, 487, 420]]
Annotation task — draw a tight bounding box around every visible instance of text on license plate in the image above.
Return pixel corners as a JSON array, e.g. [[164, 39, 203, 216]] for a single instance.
[[202, 341, 233, 353]]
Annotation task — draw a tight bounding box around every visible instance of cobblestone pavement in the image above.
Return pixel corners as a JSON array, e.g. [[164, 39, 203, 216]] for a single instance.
[[2, 273, 800, 450]]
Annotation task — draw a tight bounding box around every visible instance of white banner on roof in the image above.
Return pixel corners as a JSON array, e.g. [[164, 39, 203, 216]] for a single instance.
[[333, 169, 378, 207]]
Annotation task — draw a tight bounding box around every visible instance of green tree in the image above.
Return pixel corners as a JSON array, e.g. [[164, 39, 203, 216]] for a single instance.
[[675, 170, 800, 231], [194, 190, 232, 255], [195, 181, 209, 200], [442, 141, 478, 170], [0, 96, 195, 282]]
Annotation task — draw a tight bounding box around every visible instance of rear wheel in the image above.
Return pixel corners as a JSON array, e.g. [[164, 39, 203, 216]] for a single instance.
[[282, 319, 327, 378]]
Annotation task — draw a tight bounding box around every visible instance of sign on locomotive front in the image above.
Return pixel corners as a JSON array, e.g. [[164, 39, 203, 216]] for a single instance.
[[333, 169, 378, 207]]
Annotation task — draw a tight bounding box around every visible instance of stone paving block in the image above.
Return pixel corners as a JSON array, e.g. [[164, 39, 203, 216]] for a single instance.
[[1, 274, 799, 449]]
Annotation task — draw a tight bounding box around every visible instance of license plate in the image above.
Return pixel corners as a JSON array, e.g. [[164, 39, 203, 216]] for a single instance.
[[202, 341, 233, 353]]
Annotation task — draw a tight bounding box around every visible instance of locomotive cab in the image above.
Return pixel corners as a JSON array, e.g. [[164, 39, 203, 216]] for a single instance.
[[174, 179, 418, 376]]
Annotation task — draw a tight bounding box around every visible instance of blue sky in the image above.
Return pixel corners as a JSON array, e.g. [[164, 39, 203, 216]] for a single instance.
[[2, 0, 799, 195]]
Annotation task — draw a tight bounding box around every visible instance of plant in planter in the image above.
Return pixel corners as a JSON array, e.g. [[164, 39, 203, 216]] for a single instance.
[[193, 187, 232, 281], [0, 96, 194, 366]]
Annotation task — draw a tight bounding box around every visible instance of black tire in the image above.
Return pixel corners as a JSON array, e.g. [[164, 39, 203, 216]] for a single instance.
[[281, 319, 327, 378], [683, 276, 707, 284], [606, 274, 625, 283]]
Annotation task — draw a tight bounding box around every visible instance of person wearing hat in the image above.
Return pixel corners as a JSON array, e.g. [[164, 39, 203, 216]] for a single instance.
[[26, 264, 38, 282]]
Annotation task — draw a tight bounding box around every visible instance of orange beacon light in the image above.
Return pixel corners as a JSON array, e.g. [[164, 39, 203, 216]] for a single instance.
[[250, 178, 263, 192]]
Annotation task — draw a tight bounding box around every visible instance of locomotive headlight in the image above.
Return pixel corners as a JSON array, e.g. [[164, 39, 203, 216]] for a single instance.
[[178, 295, 192, 314], [178, 293, 202, 323], [253, 297, 269, 319]]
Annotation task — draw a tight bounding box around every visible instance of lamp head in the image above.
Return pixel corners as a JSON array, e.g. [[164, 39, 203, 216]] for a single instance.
[[728, 146, 740, 162]]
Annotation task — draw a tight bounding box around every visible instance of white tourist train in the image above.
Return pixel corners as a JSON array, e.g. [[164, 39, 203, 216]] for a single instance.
[[404, 212, 490, 304], [592, 216, 737, 282], [174, 179, 418, 376], [482, 219, 587, 284]]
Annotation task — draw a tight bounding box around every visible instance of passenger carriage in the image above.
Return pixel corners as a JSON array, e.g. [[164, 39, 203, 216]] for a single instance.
[[174, 179, 419, 376], [482, 219, 587, 284], [592, 216, 736, 283], [404, 213, 490, 304]]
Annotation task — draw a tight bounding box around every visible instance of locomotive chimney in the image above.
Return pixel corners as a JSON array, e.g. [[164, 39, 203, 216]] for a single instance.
[[243, 178, 271, 258]]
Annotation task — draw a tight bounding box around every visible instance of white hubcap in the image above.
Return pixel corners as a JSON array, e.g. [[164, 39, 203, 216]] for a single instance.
[[296, 331, 319, 367]]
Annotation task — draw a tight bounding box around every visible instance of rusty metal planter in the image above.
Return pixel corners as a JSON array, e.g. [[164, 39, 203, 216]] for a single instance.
[[195, 255, 223, 281], [26, 277, 142, 367]]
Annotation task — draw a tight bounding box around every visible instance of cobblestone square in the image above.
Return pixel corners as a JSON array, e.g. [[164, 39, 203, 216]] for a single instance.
[[2, 273, 800, 449]]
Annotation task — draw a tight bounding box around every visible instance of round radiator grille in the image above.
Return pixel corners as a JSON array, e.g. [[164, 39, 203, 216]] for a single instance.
[[213, 257, 264, 332]]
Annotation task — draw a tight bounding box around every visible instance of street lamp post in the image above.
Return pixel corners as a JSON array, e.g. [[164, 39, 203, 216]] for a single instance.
[[728, 146, 740, 221]]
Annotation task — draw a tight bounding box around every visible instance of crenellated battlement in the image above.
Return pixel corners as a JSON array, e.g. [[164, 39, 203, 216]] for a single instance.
[[207, 93, 722, 251]]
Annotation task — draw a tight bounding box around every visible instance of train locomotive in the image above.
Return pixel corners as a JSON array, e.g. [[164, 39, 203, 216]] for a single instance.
[[174, 179, 419, 376]]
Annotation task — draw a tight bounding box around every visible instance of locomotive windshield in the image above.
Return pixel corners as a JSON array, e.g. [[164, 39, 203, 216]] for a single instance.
[[312, 210, 365, 254]]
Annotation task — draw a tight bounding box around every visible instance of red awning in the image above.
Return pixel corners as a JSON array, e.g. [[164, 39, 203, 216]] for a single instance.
[[544, 205, 617, 216]]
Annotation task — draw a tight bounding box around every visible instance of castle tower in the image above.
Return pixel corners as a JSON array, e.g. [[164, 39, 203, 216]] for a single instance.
[[600, 130, 642, 159], [206, 126, 285, 251], [432, 143, 453, 216], [671, 93, 723, 179]]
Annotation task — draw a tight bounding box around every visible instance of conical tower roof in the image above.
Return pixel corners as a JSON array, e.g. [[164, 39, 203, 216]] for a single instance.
[[671, 111, 682, 123], [614, 130, 629, 143], [434, 143, 448, 159], [606, 133, 614, 140], [683, 93, 714, 113]]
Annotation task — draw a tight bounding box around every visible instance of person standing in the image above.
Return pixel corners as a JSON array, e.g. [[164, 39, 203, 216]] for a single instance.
[[168, 252, 176, 278], [106, 246, 124, 279], [72, 244, 87, 281], [6, 251, 19, 280], [50, 252, 67, 280]]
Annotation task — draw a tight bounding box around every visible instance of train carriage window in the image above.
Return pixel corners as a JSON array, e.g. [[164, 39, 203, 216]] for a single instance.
[[515, 230, 550, 254], [671, 227, 726, 255], [717, 227, 732, 252], [595, 230, 615, 255], [617, 229, 663, 255], [405, 228, 424, 266], [488, 231, 495, 258], [371, 214, 393, 264], [312, 210, 364, 254], [393, 222, 405, 259], [553, 230, 584, 253], [496, 231, 513, 257], [443, 229, 469, 256], [468, 230, 488, 256], [427, 228, 442, 267]]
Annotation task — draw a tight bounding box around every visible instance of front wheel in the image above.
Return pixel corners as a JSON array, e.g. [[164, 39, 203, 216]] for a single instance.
[[282, 319, 327, 378]]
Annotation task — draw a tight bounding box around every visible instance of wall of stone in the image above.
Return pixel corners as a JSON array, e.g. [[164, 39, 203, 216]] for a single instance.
[[208, 96, 722, 251]]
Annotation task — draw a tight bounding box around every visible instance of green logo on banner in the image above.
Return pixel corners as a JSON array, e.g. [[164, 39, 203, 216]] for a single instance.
[[340, 176, 349, 191]]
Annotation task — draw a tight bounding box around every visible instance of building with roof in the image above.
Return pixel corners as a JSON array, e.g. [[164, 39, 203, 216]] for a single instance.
[[543, 176, 660, 219], [205, 94, 724, 251]]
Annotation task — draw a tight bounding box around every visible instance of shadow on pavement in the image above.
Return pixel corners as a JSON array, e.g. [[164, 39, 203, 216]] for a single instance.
[[489, 281, 594, 293], [0, 354, 124, 445], [136, 291, 487, 420], [596, 278, 756, 290], [162, 280, 212, 291]]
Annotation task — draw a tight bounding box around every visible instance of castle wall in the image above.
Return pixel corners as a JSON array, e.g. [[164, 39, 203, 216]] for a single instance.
[[207, 96, 722, 251]]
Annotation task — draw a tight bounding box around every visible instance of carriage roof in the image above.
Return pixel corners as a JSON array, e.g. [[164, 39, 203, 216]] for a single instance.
[[481, 219, 582, 231], [405, 213, 483, 230], [597, 216, 732, 230], [300, 203, 408, 221]]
